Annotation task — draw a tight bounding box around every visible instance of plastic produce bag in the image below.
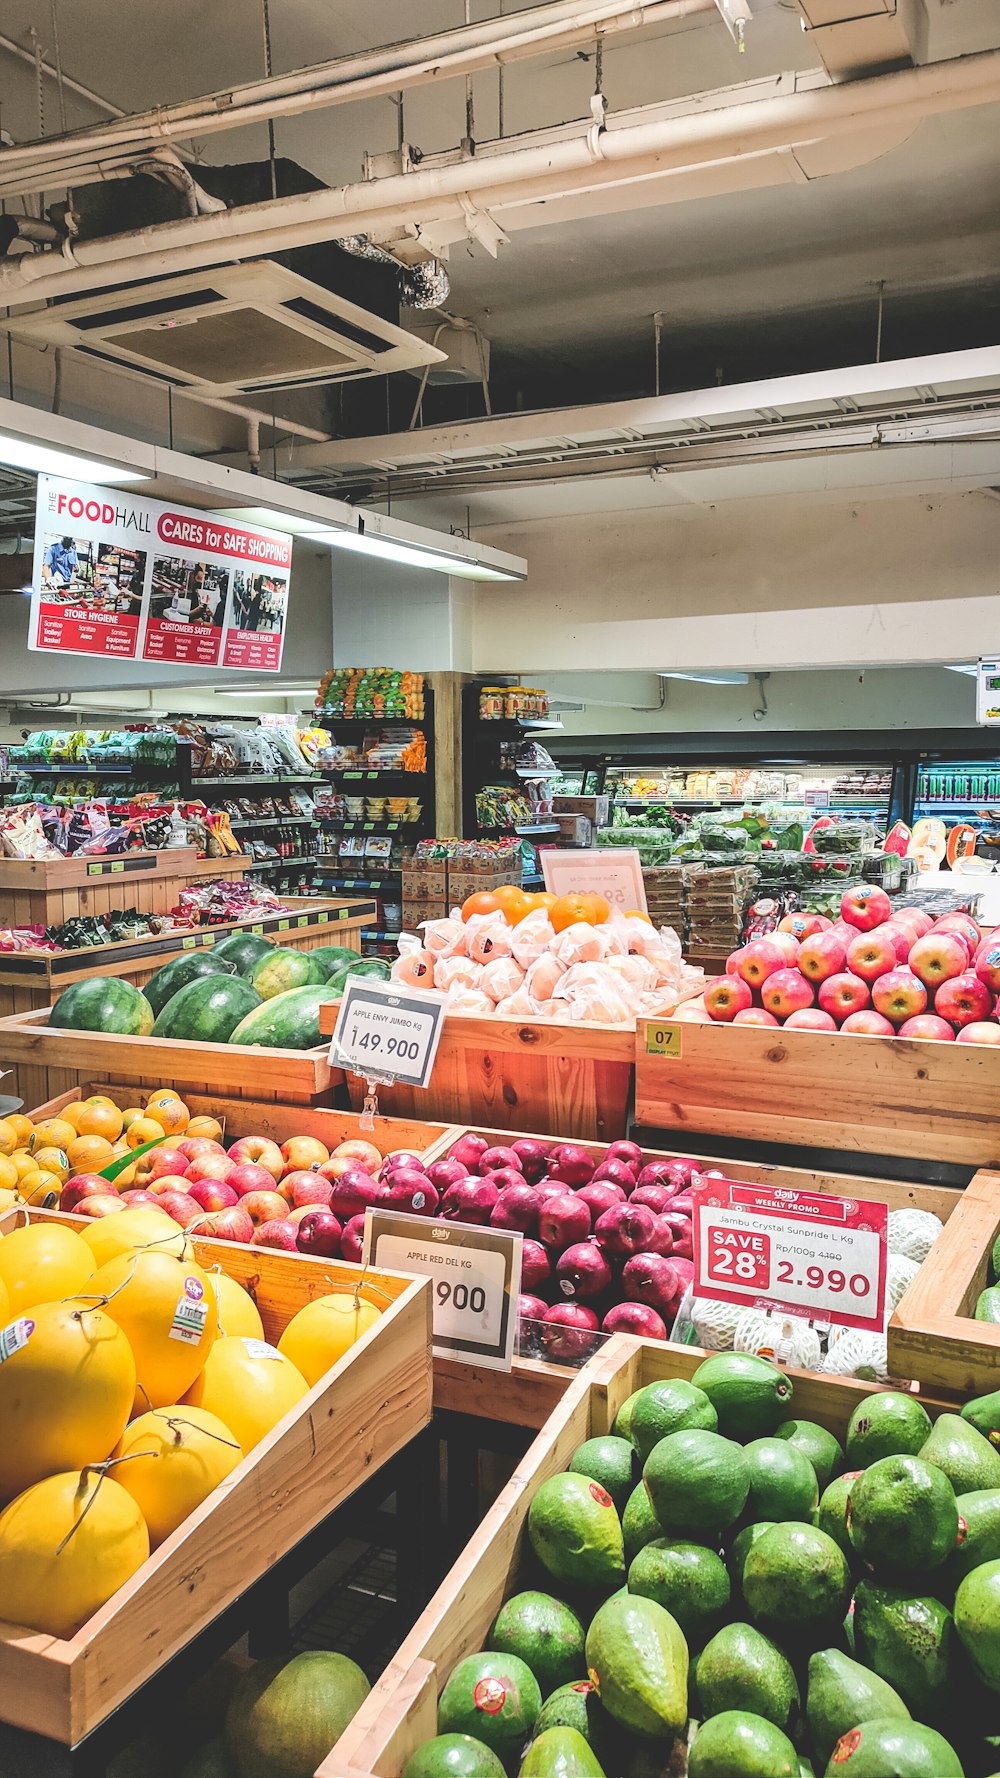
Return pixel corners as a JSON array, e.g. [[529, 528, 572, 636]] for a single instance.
[[509, 909, 556, 967], [433, 955, 482, 993], [479, 956, 527, 1003], [551, 961, 632, 1024], [550, 921, 610, 966], [444, 986, 495, 1015]]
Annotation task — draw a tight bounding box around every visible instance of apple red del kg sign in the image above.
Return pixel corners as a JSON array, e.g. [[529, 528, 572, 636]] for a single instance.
[[691, 1178, 888, 1333]]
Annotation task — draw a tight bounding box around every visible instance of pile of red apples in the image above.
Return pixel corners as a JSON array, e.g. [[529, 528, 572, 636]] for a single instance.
[[691, 886, 999, 1041]]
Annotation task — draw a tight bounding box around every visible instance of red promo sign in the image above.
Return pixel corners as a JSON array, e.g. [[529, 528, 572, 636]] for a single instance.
[[222, 626, 283, 670], [142, 618, 223, 666], [692, 1178, 888, 1333], [34, 601, 140, 660], [155, 512, 293, 569]]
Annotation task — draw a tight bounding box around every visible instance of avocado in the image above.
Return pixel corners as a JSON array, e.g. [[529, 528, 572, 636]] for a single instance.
[[688, 1709, 797, 1777], [727, 1522, 776, 1591], [919, 1414, 1000, 1493], [437, 1654, 542, 1762], [691, 1352, 794, 1439], [852, 1580, 954, 1715], [643, 1429, 750, 1538], [530, 1681, 615, 1758], [805, 1648, 910, 1768], [613, 1388, 643, 1446], [518, 1726, 606, 1776], [955, 1558, 1000, 1693], [742, 1437, 820, 1524], [951, 1490, 1000, 1582], [622, 1482, 662, 1563], [695, 1621, 799, 1734], [403, 1735, 506, 1777], [798, 1761, 816, 1778], [528, 1473, 625, 1592], [488, 1592, 586, 1696], [774, 1420, 845, 1492], [845, 1394, 931, 1468], [821, 1719, 965, 1776], [742, 1522, 852, 1639], [846, 1455, 958, 1577], [628, 1379, 718, 1461], [961, 1390, 1000, 1447], [569, 1438, 638, 1515], [818, 1472, 865, 1561], [585, 1593, 688, 1740], [975, 1287, 1000, 1323], [628, 1540, 730, 1644]]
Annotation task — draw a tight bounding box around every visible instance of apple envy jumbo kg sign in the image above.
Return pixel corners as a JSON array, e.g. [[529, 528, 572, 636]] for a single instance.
[[28, 475, 292, 671]]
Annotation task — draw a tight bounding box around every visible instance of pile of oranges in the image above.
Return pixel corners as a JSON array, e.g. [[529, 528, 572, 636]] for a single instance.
[[460, 884, 651, 932], [0, 1090, 223, 1210]]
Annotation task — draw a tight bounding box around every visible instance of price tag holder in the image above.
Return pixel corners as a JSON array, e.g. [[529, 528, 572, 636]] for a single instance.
[[363, 1209, 522, 1370], [330, 977, 445, 1090], [541, 846, 647, 914], [692, 1179, 887, 1333]]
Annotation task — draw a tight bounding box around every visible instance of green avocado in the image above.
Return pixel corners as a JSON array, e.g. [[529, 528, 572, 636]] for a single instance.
[[488, 1592, 586, 1697], [727, 1522, 776, 1592], [691, 1353, 794, 1440], [975, 1287, 1000, 1323], [852, 1580, 954, 1715], [403, 1735, 506, 1778], [613, 1389, 643, 1446], [741, 1437, 820, 1525], [530, 1681, 605, 1749], [643, 1429, 749, 1538], [961, 1390, 1000, 1446], [846, 1455, 958, 1577], [584, 1593, 688, 1740], [742, 1523, 852, 1639], [527, 1473, 625, 1593], [950, 1490, 1000, 1582], [805, 1648, 910, 1768], [518, 1726, 606, 1777], [621, 1481, 662, 1563], [773, 1420, 845, 1492], [437, 1654, 541, 1762], [695, 1621, 799, 1734], [688, 1710, 797, 1778], [955, 1558, 1000, 1693], [919, 1414, 1000, 1494], [845, 1395, 931, 1468], [818, 1472, 866, 1561], [820, 1719, 964, 1777], [628, 1540, 730, 1644], [628, 1379, 718, 1461], [568, 1438, 638, 1514]]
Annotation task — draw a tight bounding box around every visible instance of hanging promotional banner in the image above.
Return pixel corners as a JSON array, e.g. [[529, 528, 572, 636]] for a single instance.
[[28, 475, 292, 671]]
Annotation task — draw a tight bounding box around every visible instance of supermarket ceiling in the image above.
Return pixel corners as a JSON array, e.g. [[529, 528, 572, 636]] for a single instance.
[[1, 0, 1000, 504]]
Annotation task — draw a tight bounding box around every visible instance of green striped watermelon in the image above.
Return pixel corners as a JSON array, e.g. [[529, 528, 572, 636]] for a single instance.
[[228, 984, 338, 1050], [325, 957, 391, 995], [212, 931, 275, 975], [144, 950, 237, 1018], [306, 945, 362, 982], [151, 976, 263, 1043], [247, 947, 325, 1000], [50, 977, 154, 1036]]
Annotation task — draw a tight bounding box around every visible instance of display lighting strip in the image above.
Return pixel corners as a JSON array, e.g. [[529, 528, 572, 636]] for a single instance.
[[0, 430, 148, 484]]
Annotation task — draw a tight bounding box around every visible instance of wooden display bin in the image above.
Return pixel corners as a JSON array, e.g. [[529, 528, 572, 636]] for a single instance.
[[403, 1123, 963, 1426], [0, 895, 375, 1108], [634, 1016, 1000, 1169], [0, 1208, 433, 1747], [319, 1334, 954, 1778], [319, 1002, 635, 1142], [0, 848, 247, 930], [888, 1165, 1000, 1394]]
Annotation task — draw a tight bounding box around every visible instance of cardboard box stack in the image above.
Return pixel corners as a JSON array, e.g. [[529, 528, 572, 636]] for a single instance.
[[402, 838, 521, 930], [685, 863, 759, 964]]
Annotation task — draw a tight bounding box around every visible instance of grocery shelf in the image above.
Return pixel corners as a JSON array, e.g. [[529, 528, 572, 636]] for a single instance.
[[193, 773, 319, 787], [319, 714, 427, 728], [230, 815, 318, 829], [322, 768, 426, 782], [243, 854, 317, 870], [319, 818, 417, 834]]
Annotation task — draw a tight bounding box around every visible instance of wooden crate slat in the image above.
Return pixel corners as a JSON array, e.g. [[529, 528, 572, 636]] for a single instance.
[[888, 1167, 1000, 1394]]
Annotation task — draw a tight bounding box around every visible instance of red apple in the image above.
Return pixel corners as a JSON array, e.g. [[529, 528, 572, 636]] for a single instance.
[[818, 972, 871, 1021], [797, 932, 848, 985], [487, 1166, 530, 1195], [147, 1146, 189, 1181], [622, 1253, 681, 1316], [933, 913, 981, 953], [147, 1172, 195, 1198], [769, 932, 801, 966], [119, 1189, 163, 1209], [904, 909, 935, 938], [295, 1208, 343, 1257], [846, 932, 898, 985], [509, 1138, 551, 1182], [538, 1192, 592, 1249], [60, 1172, 114, 1212], [517, 1293, 549, 1328], [280, 1136, 329, 1173], [185, 1153, 237, 1188], [441, 1178, 500, 1224], [869, 924, 912, 965], [156, 1189, 205, 1229], [577, 1180, 627, 1221], [778, 912, 828, 941], [606, 1140, 643, 1170], [956, 1021, 1000, 1045], [227, 1136, 283, 1181], [282, 1171, 334, 1210], [592, 1159, 637, 1192], [704, 975, 754, 1022], [192, 1205, 254, 1244], [761, 968, 815, 1020], [841, 885, 892, 930], [187, 1178, 240, 1213], [907, 931, 971, 990], [379, 1151, 426, 1179], [629, 1183, 672, 1215], [227, 1162, 281, 1200], [645, 1216, 676, 1257], [731, 939, 786, 990], [671, 1256, 695, 1295], [340, 1214, 367, 1262], [426, 1157, 469, 1193], [491, 1184, 540, 1233], [601, 1302, 668, 1341], [176, 1136, 227, 1164], [328, 1172, 382, 1221], [479, 1146, 523, 1176], [448, 1133, 489, 1172], [784, 1008, 838, 1032], [333, 1138, 382, 1174], [673, 999, 713, 1023], [595, 1203, 657, 1259], [380, 1170, 439, 1216], [319, 1155, 367, 1184], [556, 1242, 613, 1301], [897, 1013, 957, 1041], [871, 968, 928, 1024], [240, 1189, 290, 1229], [252, 1216, 300, 1251], [541, 1303, 600, 1362], [840, 1010, 896, 1037], [975, 942, 1000, 995], [733, 1007, 780, 1027], [521, 1237, 552, 1292], [546, 1144, 596, 1188], [76, 1194, 128, 1218], [935, 971, 993, 1028]]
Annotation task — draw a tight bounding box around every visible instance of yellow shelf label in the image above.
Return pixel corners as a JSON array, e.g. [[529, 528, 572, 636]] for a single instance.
[[646, 1025, 683, 1058]]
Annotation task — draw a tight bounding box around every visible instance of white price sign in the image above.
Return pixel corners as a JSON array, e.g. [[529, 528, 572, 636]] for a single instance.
[[541, 846, 647, 914], [692, 1179, 888, 1333], [363, 1210, 522, 1370], [330, 978, 445, 1088], [977, 658, 1000, 727]]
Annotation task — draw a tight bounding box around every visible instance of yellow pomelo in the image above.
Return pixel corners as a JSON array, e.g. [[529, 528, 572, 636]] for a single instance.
[[60, 1100, 91, 1133], [187, 1116, 224, 1141], [0, 1117, 18, 1157], [30, 1118, 77, 1153], [0, 1155, 18, 1192], [0, 1469, 149, 1636], [277, 1294, 382, 1387], [80, 1205, 185, 1270], [0, 1222, 95, 1315], [4, 1114, 34, 1147], [19, 1168, 63, 1208], [92, 1248, 217, 1411], [8, 1150, 38, 1183], [115, 1405, 242, 1548], [209, 1271, 265, 1341], [0, 1188, 20, 1215], [31, 1146, 71, 1183], [66, 1134, 116, 1172], [183, 1336, 308, 1454], [0, 1275, 9, 1323], [144, 1093, 190, 1137], [0, 1301, 136, 1499]]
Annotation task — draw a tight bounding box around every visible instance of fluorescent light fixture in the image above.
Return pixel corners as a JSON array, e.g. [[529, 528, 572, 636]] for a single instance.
[[215, 682, 316, 695], [659, 670, 750, 686], [318, 525, 519, 581], [0, 430, 148, 484], [944, 664, 979, 676], [215, 505, 525, 582]]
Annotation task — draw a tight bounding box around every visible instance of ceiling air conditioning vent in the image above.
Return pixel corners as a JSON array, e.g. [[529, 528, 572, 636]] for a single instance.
[[3, 261, 445, 396]]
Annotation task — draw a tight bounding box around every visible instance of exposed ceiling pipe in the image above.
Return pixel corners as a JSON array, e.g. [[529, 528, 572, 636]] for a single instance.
[[0, 0, 717, 199], [0, 29, 124, 120], [1, 46, 998, 307]]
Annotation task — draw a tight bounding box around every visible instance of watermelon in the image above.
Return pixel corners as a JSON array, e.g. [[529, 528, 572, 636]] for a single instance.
[[326, 957, 391, 995], [306, 945, 363, 982], [50, 976, 154, 1037], [247, 948, 325, 1001], [212, 931, 275, 975], [144, 950, 237, 1018], [152, 976, 263, 1043], [224, 1651, 369, 1778], [228, 985, 339, 1051]]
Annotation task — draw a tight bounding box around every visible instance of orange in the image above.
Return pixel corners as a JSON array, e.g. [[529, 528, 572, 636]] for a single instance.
[[625, 909, 653, 923], [18, 1169, 62, 1207], [125, 1117, 166, 1151], [0, 1155, 17, 1193], [144, 1093, 190, 1137], [120, 1107, 147, 1132], [492, 885, 532, 925], [0, 1118, 19, 1158], [586, 893, 611, 924], [147, 1088, 183, 1103], [9, 1150, 40, 1184], [30, 1146, 71, 1183], [461, 891, 503, 922], [550, 893, 597, 933], [59, 1101, 90, 1133], [29, 1118, 76, 1153], [186, 1116, 224, 1142], [67, 1134, 116, 1172], [3, 1114, 34, 1148], [76, 1102, 124, 1142]]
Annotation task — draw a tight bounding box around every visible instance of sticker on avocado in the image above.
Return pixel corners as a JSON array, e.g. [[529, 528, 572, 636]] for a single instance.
[[0, 1317, 34, 1363], [169, 1279, 208, 1344], [474, 1678, 507, 1714], [589, 1483, 613, 1508], [833, 1729, 862, 1762], [587, 1667, 601, 1692]]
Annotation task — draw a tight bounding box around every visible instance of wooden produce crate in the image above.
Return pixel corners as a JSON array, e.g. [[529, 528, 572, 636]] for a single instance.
[[635, 1015, 1000, 1169], [0, 896, 374, 1108], [0, 1211, 433, 1748], [319, 1002, 635, 1142], [430, 1123, 963, 1426], [0, 848, 247, 930], [888, 1165, 1000, 1394], [320, 1334, 954, 1778]]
